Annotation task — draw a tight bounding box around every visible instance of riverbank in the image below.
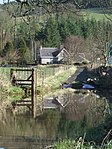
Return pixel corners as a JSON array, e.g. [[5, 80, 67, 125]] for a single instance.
[[41, 66, 77, 97], [0, 74, 23, 101], [0, 65, 77, 111]]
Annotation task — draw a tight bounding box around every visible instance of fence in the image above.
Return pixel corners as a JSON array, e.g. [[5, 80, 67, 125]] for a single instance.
[[0, 65, 73, 81]]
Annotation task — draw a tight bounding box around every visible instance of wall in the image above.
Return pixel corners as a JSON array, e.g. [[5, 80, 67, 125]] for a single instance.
[[41, 58, 53, 64]]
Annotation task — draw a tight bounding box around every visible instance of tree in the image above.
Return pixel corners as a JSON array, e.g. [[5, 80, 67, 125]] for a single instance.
[[3, 0, 90, 23], [17, 37, 27, 63], [17, 21, 29, 40], [37, 18, 61, 47], [45, 18, 61, 46], [2, 41, 14, 56], [58, 17, 70, 41], [0, 41, 19, 64], [0, 10, 13, 49], [63, 36, 88, 63]]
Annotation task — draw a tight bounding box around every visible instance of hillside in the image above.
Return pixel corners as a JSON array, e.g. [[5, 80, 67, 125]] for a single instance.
[[82, 8, 112, 21]]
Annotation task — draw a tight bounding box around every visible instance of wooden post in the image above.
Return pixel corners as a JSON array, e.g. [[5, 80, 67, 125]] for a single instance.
[[31, 68, 34, 117], [41, 71, 44, 112], [31, 68, 37, 118], [34, 68, 37, 118], [10, 68, 13, 81], [10, 68, 38, 118]]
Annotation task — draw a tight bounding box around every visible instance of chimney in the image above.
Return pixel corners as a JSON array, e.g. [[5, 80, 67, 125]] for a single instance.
[[60, 44, 64, 50], [40, 45, 42, 50]]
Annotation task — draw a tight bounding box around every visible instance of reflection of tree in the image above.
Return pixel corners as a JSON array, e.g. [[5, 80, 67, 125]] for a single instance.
[[42, 109, 61, 138], [63, 91, 105, 125], [58, 91, 107, 139], [86, 114, 112, 144]]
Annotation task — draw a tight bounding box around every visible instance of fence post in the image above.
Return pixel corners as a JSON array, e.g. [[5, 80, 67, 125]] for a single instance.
[[31, 68, 36, 118], [10, 68, 13, 81]]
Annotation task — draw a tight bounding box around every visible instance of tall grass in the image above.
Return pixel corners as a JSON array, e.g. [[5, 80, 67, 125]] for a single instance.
[[46, 139, 112, 149]]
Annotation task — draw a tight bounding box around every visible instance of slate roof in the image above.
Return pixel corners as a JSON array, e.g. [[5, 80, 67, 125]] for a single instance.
[[39, 47, 61, 58]]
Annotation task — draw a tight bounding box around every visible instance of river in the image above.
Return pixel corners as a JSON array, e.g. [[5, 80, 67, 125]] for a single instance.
[[0, 89, 111, 149]]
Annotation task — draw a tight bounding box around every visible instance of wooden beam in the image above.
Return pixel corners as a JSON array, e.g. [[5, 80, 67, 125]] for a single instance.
[[17, 83, 32, 86], [16, 80, 32, 82], [11, 69, 32, 71], [31, 69, 35, 117], [27, 74, 32, 80], [10, 68, 38, 118], [16, 100, 31, 103], [16, 104, 32, 106]]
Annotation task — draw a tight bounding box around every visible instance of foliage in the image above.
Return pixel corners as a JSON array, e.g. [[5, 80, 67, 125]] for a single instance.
[[17, 21, 29, 40], [36, 15, 112, 47], [0, 4, 112, 65], [9, 86, 23, 96], [0, 74, 11, 95], [36, 18, 61, 47], [58, 18, 70, 42], [17, 37, 27, 64], [1, 41, 14, 57], [41, 66, 76, 96], [86, 114, 112, 144], [52, 139, 112, 149]]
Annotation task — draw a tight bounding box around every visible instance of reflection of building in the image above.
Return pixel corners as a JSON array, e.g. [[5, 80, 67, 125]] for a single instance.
[[36, 46, 69, 64]]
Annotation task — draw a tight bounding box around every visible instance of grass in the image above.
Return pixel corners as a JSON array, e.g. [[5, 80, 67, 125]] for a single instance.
[[41, 66, 77, 96], [46, 139, 112, 149], [0, 68, 24, 102], [0, 65, 76, 99], [81, 8, 112, 21]]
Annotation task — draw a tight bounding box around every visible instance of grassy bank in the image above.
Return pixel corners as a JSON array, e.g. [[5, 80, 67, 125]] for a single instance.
[[40, 66, 77, 96], [0, 65, 76, 101], [82, 8, 112, 21], [52, 139, 112, 149], [0, 74, 23, 101]]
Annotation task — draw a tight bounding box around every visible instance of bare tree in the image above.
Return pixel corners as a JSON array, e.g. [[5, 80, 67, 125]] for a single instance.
[[64, 36, 90, 63], [2, 0, 90, 22]]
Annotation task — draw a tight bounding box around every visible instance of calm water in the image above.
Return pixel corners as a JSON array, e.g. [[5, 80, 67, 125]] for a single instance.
[[0, 90, 111, 148]]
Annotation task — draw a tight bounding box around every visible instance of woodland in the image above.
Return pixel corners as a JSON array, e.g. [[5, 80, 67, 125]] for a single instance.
[[0, 1, 112, 148], [0, 0, 112, 65]]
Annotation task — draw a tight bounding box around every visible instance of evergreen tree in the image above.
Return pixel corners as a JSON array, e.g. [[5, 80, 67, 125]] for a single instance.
[[80, 18, 89, 39], [58, 18, 70, 42], [17, 22, 29, 40], [43, 18, 61, 47], [2, 41, 14, 56], [18, 38, 27, 63]]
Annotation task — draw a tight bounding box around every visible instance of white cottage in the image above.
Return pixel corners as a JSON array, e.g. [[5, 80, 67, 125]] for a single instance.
[[37, 46, 69, 64]]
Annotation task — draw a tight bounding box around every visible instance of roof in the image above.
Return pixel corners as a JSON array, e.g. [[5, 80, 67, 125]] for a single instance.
[[39, 47, 62, 58]]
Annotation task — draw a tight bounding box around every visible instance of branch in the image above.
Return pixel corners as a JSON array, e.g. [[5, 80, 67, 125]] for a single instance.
[[101, 129, 112, 146], [73, 0, 90, 9]]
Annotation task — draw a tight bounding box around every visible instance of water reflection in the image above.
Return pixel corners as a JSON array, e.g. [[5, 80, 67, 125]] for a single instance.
[[63, 91, 106, 124], [0, 90, 111, 147]]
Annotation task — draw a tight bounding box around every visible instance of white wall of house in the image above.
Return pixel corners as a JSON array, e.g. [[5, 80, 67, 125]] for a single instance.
[[41, 58, 53, 64], [57, 50, 65, 61]]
